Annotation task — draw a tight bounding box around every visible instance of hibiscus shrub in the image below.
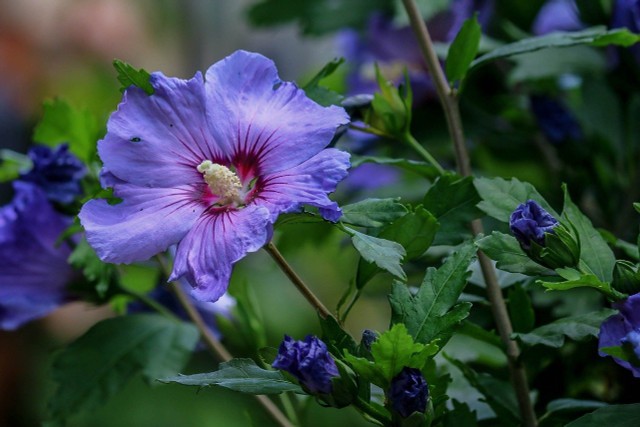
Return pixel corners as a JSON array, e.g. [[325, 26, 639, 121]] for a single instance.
[[3, 1, 640, 426]]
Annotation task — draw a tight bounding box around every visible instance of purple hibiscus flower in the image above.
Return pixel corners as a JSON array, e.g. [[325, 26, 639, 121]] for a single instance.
[[388, 367, 429, 418], [599, 293, 640, 377], [79, 51, 350, 303], [0, 181, 75, 330], [532, 0, 583, 36], [18, 144, 86, 204], [339, 1, 493, 101], [272, 335, 339, 394], [509, 200, 559, 250]]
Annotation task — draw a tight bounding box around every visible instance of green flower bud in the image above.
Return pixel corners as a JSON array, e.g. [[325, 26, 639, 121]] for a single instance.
[[527, 223, 581, 270], [365, 65, 412, 137], [612, 260, 640, 295]]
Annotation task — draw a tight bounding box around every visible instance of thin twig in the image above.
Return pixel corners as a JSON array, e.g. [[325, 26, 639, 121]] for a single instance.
[[400, 1, 537, 426], [155, 255, 295, 427], [264, 241, 332, 320]]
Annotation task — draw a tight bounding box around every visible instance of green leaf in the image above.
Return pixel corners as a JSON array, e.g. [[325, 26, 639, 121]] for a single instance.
[[536, 269, 623, 300], [160, 358, 303, 394], [566, 404, 640, 427], [561, 185, 615, 282], [344, 324, 438, 388], [599, 229, 639, 261], [545, 398, 607, 415], [68, 239, 118, 298], [446, 14, 482, 85], [378, 207, 439, 260], [319, 315, 359, 360], [341, 198, 408, 228], [275, 212, 325, 227], [446, 355, 520, 425], [469, 27, 640, 72], [347, 227, 407, 281], [47, 314, 198, 423], [112, 59, 154, 95], [474, 176, 557, 222], [33, 98, 102, 163], [442, 400, 478, 427], [512, 309, 616, 348], [508, 284, 535, 333], [475, 231, 553, 276], [423, 174, 483, 245], [350, 155, 441, 180], [0, 149, 30, 182], [356, 206, 440, 288], [390, 244, 476, 346], [302, 58, 344, 107]]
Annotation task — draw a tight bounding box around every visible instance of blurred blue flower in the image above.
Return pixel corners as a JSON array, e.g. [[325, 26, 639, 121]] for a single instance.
[[530, 95, 583, 145], [128, 280, 235, 339], [612, 0, 640, 62], [339, 1, 492, 102], [19, 144, 86, 204], [0, 181, 75, 330], [509, 200, 559, 250], [599, 293, 640, 377], [388, 367, 429, 418], [272, 335, 339, 394], [532, 0, 583, 36]]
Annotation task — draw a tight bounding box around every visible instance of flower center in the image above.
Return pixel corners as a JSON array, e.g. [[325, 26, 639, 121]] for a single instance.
[[197, 160, 244, 206]]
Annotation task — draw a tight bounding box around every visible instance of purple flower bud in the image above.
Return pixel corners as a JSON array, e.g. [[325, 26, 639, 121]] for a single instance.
[[19, 144, 86, 204], [509, 200, 559, 250], [599, 293, 640, 377], [272, 335, 339, 394], [361, 329, 379, 351], [388, 367, 429, 418]]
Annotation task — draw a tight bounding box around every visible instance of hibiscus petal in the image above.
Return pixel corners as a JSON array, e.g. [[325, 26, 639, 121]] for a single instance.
[[170, 205, 271, 302], [79, 184, 206, 263], [0, 296, 64, 330], [255, 148, 350, 222], [204, 50, 349, 176], [99, 71, 227, 188]]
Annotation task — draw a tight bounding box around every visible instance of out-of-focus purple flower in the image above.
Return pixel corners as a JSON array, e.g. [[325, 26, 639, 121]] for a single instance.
[[18, 144, 86, 204], [341, 163, 400, 192], [530, 95, 583, 144], [532, 0, 583, 36], [509, 200, 559, 250], [0, 181, 75, 330], [128, 280, 235, 339], [599, 293, 640, 377], [388, 367, 429, 418], [79, 50, 350, 303], [611, 0, 640, 61], [339, 1, 493, 102], [272, 335, 339, 394]]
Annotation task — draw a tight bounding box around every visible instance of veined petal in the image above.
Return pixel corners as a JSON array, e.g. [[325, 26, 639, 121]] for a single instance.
[[204, 50, 350, 175], [79, 184, 206, 263], [99, 72, 227, 188], [170, 205, 271, 302], [255, 148, 350, 222]]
